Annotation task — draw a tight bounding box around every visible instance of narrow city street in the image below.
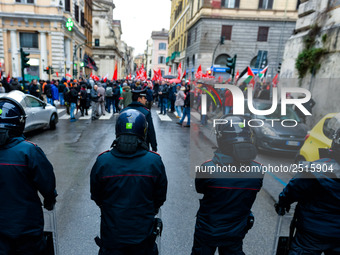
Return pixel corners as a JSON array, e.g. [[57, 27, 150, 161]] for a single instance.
[[24, 107, 293, 255]]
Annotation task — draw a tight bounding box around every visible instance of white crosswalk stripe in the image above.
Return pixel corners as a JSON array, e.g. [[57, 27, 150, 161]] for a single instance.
[[58, 109, 113, 120], [157, 112, 172, 122]]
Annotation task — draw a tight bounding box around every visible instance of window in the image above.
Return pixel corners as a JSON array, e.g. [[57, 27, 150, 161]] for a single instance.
[[95, 39, 100, 47], [257, 27, 269, 42], [192, 55, 195, 66], [221, 0, 240, 8], [187, 57, 190, 67], [221, 25, 232, 40], [172, 29, 176, 41], [187, 32, 191, 47], [159, 43, 166, 50], [20, 32, 38, 48], [258, 0, 273, 9], [15, 0, 34, 3], [74, 4, 79, 22], [81, 11, 85, 27], [65, 0, 70, 12], [158, 56, 165, 64]]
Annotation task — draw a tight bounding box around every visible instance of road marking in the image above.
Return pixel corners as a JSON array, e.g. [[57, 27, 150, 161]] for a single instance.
[[98, 112, 113, 120], [59, 114, 70, 120], [157, 112, 172, 122], [79, 109, 92, 120], [57, 109, 65, 115], [191, 112, 201, 121]]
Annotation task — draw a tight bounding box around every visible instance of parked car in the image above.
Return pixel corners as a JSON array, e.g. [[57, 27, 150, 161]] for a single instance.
[[0, 90, 58, 132], [296, 112, 340, 162], [244, 100, 308, 153]]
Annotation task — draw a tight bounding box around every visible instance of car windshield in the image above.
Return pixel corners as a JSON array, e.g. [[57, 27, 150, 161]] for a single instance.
[[249, 102, 301, 122]]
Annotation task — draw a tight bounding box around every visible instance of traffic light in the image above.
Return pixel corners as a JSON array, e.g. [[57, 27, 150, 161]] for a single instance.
[[20, 48, 30, 69], [44, 66, 50, 74], [277, 62, 282, 73], [226, 54, 237, 81], [148, 69, 152, 78], [220, 36, 225, 45], [50, 67, 54, 74]]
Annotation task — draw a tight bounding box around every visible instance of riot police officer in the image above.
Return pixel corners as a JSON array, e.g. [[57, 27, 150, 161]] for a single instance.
[[275, 118, 340, 254], [0, 97, 57, 254], [191, 115, 264, 255], [121, 89, 158, 152], [90, 109, 167, 255]]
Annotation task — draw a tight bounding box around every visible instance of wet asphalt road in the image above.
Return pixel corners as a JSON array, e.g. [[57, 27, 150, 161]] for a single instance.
[[26, 106, 287, 255]]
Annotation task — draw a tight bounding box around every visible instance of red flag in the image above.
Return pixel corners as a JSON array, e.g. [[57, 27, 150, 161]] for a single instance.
[[6, 71, 11, 83], [66, 73, 72, 78], [168, 66, 171, 75], [235, 70, 239, 83], [112, 63, 118, 81], [157, 69, 162, 80], [103, 73, 108, 83], [195, 65, 202, 79], [272, 73, 279, 87], [247, 66, 255, 77], [126, 75, 129, 80], [182, 70, 186, 80], [56, 72, 59, 77], [177, 63, 182, 80]]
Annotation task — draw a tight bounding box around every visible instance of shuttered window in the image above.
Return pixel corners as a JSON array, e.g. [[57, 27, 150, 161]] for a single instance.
[[257, 27, 269, 42], [221, 25, 232, 40]]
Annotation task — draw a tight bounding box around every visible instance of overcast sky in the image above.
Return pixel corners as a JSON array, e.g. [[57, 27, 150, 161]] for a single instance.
[[112, 0, 171, 56]]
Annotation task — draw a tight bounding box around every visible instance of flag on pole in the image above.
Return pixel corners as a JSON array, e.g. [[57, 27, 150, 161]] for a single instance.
[[272, 73, 279, 87], [182, 69, 186, 80], [168, 66, 171, 75], [195, 65, 202, 79], [112, 63, 118, 81], [259, 66, 268, 78], [103, 73, 109, 83], [235, 70, 240, 83], [6, 72, 11, 83], [177, 63, 182, 80]]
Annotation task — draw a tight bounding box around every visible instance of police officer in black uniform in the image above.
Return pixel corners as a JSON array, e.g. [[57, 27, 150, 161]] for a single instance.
[[90, 109, 167, 255], [192, 115, 264, 255], [0, 97, 57, 255], [275, 117, 340, 254], [121, 89, 157, 152]]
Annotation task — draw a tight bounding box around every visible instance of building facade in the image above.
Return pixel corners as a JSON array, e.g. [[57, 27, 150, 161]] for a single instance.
[[145, 38, 153, 77], [134, 54, 144, 76], [167, 0, 190, 76], [150, 29, 168, 77], [0, 0, 93, 81], [185, 0, 300, 80], [280, 0, 340, 126]]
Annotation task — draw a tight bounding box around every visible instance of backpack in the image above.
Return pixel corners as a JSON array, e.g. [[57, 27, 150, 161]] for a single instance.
[[105, 86, 113, 97]]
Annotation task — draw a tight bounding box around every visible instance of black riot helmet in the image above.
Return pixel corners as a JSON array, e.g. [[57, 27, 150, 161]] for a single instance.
[[116, 109, 148, 140], [0, 97, 26, 135], [215, 115, 257, 163], [0, 97, 26, 145]]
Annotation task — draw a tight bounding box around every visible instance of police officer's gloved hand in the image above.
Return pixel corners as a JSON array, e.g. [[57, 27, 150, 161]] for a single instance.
[[274, 202, 290, 216], [44, 198, 56, 211]]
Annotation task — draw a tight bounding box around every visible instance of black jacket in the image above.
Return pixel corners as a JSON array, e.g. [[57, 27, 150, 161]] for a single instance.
[[0, 137, 56, 238], [122, 102, 158, 152], [195, 152, 263, 244], [279, 158, 340, 238], [90, 147, 167, 248]]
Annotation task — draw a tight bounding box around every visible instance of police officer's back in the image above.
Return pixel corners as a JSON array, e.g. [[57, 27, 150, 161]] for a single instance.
[[0, 97, 57, 254], [275, 115, 340, 255], [90, 109, 167, 255], [192, 115, 263, 255], [122, 89, 157, 152]]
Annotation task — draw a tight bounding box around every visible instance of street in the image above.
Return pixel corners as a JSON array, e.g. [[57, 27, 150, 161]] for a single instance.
[[25, 106, 294, 255]]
